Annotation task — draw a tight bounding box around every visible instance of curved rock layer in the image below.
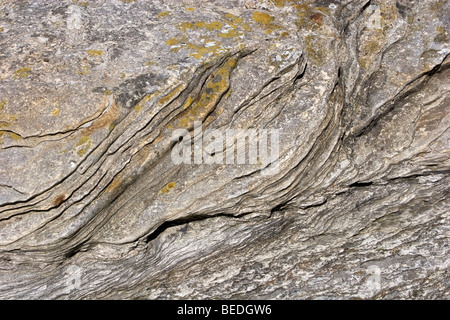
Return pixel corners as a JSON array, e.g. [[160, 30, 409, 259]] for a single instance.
[[0, 0, 448, 299]]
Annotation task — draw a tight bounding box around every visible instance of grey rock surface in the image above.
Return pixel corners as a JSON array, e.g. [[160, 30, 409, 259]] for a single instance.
[[0, 0, 449, 299]]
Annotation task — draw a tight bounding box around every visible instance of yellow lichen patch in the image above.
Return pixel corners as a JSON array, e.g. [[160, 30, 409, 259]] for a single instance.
[[145, 60, 157, 67], [50, 107, 60, 116], [104, 89, 112, 95], [135, 105, 142, 112], [9, 132, 21, 140], [270, 0, 289, 7], [120, 0, 135, 3], [14, 67, 31, 79], [252, 11, 283, 33], [76, 136, 93, 157], [186, 7, 195, 12], [0, 121, 12, 128], [359, 36, 382, 69], [292, 2, 329, 31], [144, 91, 160, 102], [218, 28, 243, 39], [434, 25, 448, 43], [172, 17, 250, 49], [205, 21, 223, 31], [304, 35, 326, 66], [378, 2, 398, 29], [165, 58, 235, 131], [174, 56, 237, 127], [158, 85, 184, 105], [76, 135, 91, 147], [194, 21, 206, 28], [429, 0, 445, 13], [157, 11, 171, 18], [186, 41, 226, 59], [0, 106, 17, 128], [166, 37, 181, 46], [0, 99, 6, 111], [177, 22, 194, 31], [79, 63, 90, 75], [74, 0, 88, 7], [242, 23, 251, 32], [184, 96, 193, 109], [82, 102, 120, 136], [108, 123, 115, 131], [225, 13, 251, 31], [225, 13, 243, 25], [178, 117, 189, 127], [87, 49, 103, 56], [161, 182, 176, 194], [252, 11, 274, 24]]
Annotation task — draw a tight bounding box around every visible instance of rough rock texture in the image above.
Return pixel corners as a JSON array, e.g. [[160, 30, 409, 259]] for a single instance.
[[0, 0, 449, 299]]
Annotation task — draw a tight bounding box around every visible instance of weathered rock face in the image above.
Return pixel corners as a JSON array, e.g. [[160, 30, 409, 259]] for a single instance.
[[0, 0, 448, 299]]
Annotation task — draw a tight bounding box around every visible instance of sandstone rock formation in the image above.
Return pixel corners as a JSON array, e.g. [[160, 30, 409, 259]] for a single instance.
[[0, 0, 448, 299]]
